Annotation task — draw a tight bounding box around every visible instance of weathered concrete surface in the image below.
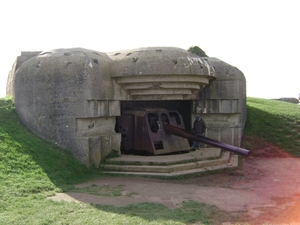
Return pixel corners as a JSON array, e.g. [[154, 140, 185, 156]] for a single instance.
[[6, 47, 246, 168], [196, 58, 247, 146], [108, 47, 215, 100], [7, 48, 121, 167]]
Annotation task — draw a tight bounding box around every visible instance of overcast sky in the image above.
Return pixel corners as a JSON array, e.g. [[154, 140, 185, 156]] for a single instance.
[[1, 0, 299, 99]]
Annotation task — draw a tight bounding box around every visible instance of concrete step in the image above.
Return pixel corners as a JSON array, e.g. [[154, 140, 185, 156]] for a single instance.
[[104, 147, 221, 166], [101, 148, 239, 176]]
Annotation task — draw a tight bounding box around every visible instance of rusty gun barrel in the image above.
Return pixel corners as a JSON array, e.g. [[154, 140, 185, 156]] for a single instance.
[[163, 123, 250, 157]]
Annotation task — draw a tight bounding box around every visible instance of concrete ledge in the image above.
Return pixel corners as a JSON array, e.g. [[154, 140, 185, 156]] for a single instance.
[[102, 154, 238, 177], [104, 148, 221, 166]]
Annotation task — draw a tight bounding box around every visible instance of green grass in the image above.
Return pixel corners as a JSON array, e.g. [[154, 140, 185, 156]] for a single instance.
[[1, 96, 300, 224], [70, 184, 124, 197], [244, 97, 300, 156]]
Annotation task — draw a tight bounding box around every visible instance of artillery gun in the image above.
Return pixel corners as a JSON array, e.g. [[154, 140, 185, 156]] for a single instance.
[[116, 107, 250, 156]]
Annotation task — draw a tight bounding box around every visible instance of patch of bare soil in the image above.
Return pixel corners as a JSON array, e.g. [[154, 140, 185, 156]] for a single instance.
[[48, 137, 300, 224]]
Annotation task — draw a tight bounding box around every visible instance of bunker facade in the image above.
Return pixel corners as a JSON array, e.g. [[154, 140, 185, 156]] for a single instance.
[[6, 47, 246, 167]]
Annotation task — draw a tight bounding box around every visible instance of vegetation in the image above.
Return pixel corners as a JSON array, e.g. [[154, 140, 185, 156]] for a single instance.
[[244, 97, 300, 157], [1, 96, 300, 224], [187, 46, 208, 57]]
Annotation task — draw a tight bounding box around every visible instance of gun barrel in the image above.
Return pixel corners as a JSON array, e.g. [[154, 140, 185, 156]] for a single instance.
[[163, 123, 250, 157]]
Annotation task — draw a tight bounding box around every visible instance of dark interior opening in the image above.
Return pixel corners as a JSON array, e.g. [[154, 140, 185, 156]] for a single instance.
[[148, 113, 159, 133], [120, 100, 192, 131]]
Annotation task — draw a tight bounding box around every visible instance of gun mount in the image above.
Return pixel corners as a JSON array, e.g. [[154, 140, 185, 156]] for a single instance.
[[116, 107, 250, 156]]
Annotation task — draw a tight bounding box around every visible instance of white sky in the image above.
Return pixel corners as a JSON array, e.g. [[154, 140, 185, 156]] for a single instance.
[[1, 0, 299, 99]]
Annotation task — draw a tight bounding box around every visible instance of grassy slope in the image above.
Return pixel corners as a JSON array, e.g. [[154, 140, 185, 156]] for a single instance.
[[244, 97, 300, 157], [1, 97, 299, 224], [0, 97, 105, 224]]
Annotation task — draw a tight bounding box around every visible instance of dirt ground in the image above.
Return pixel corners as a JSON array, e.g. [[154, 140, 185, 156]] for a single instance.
[[49, 138, 300, 224]]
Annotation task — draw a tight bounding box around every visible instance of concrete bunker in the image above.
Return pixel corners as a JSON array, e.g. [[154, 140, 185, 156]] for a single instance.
[[6, 47, 247, 168]]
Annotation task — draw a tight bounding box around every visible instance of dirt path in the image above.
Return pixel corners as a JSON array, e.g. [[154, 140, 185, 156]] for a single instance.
[[49, 142, 300, 224]]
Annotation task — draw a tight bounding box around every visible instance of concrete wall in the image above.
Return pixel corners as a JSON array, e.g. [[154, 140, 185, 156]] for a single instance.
[[196, 57, 246, 146], [8, 48, 121, 167], [108, 47, 215, 101], [6, 51, 41, 97]]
